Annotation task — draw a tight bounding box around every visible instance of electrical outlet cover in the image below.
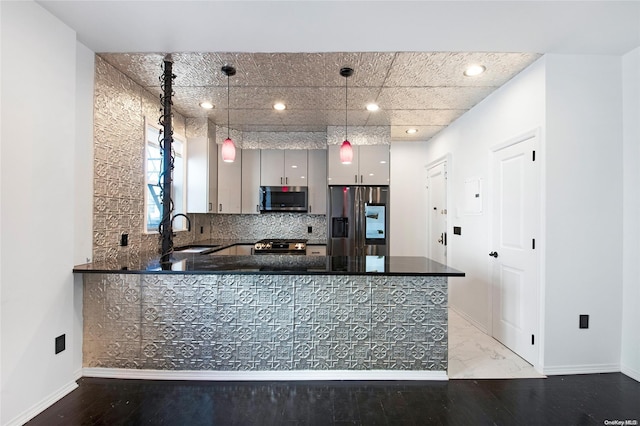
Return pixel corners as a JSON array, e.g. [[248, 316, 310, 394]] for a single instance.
[[55, 334, 66, 354]]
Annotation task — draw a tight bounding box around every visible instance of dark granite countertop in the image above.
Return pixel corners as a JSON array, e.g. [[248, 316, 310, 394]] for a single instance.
[[73, 249, 464, 277]]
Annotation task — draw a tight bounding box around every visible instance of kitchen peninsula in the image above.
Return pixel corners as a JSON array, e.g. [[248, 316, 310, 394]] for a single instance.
[[74, 246, 463, 381]]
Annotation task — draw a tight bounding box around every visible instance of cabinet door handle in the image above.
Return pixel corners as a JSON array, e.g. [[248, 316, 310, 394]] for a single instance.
[[256, 204, 259, 213], [219, 203, 222, 212], [209, 202, 212, 212], [360, 175, 363, 183], [355, 174, 358, 183], [309, 205, 312, 213], [285, 177, 288, 185], [280, 177, 283, 185]]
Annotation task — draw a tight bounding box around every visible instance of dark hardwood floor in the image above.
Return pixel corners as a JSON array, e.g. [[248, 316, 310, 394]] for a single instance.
[[27, 373, 639, 425]]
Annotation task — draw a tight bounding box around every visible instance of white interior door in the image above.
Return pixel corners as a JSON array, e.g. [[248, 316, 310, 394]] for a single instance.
[[490, 134, 539, 365], [427, 161, 447, 264]]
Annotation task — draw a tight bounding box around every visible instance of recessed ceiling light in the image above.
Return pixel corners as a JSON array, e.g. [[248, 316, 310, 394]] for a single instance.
[[199, 101, 214, 109], [273, 102, 286, 111], [366, 103, 379, 112], [464, 65, 486, 77], [406, 128, 418, 134]]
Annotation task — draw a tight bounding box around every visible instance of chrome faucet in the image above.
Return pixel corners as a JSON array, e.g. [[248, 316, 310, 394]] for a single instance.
[[171, 213, 191, 232]]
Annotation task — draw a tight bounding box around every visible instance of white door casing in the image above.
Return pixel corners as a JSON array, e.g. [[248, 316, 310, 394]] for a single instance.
[[427, 161, 447, 264], [490, 132, 540, 366]]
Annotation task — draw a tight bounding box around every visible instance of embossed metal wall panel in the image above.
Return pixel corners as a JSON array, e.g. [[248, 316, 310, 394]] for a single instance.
[[93, 56, 192, 264], [326, 126, 391, 146], [83, 273, 448, 371], [207, 213, 327, 241], [241, 132, 327, 150]]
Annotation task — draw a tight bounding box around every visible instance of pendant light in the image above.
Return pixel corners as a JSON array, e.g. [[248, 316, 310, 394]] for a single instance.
[[339, 67, 354, 164], [221, 65, 236, 163]]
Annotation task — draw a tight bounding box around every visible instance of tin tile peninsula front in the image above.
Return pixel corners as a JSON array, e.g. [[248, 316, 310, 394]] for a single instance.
[[74, 253, 464, 381]]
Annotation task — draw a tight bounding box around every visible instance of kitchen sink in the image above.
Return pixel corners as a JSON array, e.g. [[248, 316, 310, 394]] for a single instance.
[[174, 245, 219, 254]]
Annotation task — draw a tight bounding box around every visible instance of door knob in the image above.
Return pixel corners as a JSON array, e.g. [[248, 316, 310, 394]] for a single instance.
[[489, 251, 498, 258]]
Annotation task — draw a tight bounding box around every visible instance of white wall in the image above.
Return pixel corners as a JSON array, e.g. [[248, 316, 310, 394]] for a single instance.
[[73, 41, 95, 387], [389, 142, 429, 257], [0, 2, 91, 424], [425, 58, 546, 332], [543, 55, 623, 374], [424, 54, 626, 374], [622, 47, 640, 381]]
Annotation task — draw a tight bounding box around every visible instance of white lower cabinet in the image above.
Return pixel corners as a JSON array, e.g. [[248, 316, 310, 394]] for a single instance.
[[212, 244, 253, 255], [306, 245, 327, 256], [211, 246, 235, 255], [235, 244, 253, 255]]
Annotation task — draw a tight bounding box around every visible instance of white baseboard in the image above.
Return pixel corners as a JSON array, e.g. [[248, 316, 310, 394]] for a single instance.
[[450, 306, 488, 334], [83, 367, 449, 381], [543, 363, 620, 376], [621, 364, 640, 382], [5, 380, 78, 426]]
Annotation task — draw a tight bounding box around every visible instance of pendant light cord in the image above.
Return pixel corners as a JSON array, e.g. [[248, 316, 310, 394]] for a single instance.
[[344, 73, 348, 142], [227, 73, 230, 139]]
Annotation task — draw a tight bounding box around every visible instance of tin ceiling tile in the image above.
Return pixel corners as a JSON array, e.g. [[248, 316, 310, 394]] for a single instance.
[[391, 125, 445, 140], [100, 51, 540, 143], [363, 110, 392, 126], [390, 109, 467, 126], [326, 110, 376, 127], [385, 52, 540, 87], [377, 86, 495, 110], [278, 110, 330, 126], [324, 52, 395, 87], [252, 53, 329, 87], [99, 52, 166, 87]]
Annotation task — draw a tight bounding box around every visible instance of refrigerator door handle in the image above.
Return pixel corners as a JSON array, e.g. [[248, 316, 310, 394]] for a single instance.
[[355, 186, 363, 255]]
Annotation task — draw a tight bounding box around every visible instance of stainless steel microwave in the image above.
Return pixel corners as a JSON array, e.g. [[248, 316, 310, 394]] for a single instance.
[[260, 186, 308, 212]]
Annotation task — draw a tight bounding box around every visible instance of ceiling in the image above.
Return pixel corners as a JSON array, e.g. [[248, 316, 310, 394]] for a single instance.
[[36, 1, 639, 142], [99, 51, 540, 140]]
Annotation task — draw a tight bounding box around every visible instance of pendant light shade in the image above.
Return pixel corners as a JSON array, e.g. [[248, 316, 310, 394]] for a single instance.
[[340, 140, 353, 164], [221, 65, 236, 163], [221, 137, 236, 163], [340, 67, 354, 165]]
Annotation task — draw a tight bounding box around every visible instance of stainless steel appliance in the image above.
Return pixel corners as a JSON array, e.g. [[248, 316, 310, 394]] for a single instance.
[[260, 186, 308, 212], [328, 186, 389, 256], [253, 239, 307, 255]]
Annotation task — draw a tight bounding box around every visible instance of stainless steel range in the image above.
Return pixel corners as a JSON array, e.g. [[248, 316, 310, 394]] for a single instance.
[[253, 239, 307, 255]]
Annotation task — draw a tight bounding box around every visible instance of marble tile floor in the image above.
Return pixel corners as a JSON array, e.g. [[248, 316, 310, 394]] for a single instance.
[[448, 308, 546, 379]]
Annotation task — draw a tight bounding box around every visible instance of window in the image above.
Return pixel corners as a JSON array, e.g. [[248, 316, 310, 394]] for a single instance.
[[144, 122, 187, 233]]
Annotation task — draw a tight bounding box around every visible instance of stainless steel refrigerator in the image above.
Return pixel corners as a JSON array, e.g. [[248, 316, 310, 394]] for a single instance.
[[328, 186, 389, 256]]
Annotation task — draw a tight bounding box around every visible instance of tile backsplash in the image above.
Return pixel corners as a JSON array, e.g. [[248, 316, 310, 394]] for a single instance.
[[194, 213, 327, 242]]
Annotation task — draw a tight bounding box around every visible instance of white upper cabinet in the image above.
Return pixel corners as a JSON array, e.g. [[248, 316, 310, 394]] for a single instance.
[[307, 149, 327, 214], [217, 144, 242, 213], [327, 145, 360, 185], [359, 145, 390, 185], [260, 149, 308, 186], [186, 135, 218, 213], [327, 145, 389, 185], [241, 149, 261, 214]]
